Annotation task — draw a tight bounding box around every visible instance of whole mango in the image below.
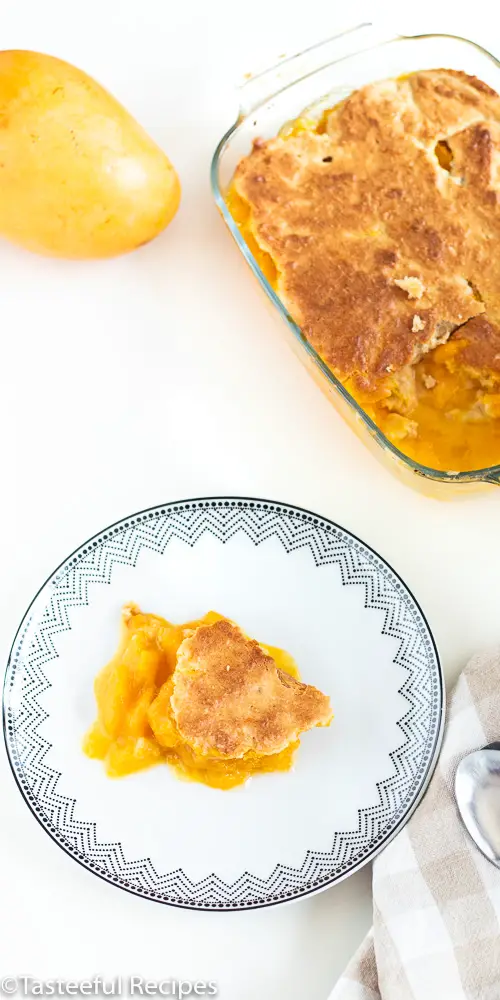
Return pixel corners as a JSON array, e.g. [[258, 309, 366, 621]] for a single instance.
[[0, 51, 181, 257]]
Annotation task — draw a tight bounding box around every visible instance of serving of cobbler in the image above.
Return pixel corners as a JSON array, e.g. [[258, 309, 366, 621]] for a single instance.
[[229, 69, 500, 472], [83, 605, 332, 789]]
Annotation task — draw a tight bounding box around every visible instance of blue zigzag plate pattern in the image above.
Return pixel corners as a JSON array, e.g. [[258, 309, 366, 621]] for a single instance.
[[3, 498, 444, 909]]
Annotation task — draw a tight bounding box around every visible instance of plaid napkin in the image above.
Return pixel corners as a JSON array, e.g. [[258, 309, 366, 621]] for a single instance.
[[329, 648, 500, 1000]]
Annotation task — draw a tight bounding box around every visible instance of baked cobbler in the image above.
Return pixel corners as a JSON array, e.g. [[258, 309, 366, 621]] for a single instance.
[[83, 605, 332, 789], [229, 69, 500, 472]]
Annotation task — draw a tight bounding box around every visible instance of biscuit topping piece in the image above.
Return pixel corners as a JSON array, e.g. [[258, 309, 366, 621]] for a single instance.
[[395, 277, 425, 300], [171, 619, 332, 758]]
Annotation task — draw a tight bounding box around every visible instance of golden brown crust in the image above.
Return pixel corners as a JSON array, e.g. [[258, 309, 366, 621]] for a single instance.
[[171, 619, 332, 758], [233, 69, 500, 389], [453, 315, 500, 379]]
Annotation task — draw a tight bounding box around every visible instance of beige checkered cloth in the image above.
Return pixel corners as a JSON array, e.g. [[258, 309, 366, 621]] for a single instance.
[[329, 648, 500, 1000]]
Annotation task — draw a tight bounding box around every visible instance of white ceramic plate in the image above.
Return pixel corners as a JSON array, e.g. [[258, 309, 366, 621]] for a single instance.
[[3, 498, 444, 910]]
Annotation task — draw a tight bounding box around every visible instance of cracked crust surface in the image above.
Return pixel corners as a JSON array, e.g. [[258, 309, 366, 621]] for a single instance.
[[233, 69, 500, 390], [171, 619, 332, 758]]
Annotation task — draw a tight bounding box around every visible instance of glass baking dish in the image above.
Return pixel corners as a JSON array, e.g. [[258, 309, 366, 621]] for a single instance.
[[211, 23, 500, 497]]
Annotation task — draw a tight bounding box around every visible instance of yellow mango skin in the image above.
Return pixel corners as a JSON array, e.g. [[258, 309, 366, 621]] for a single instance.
[[0, 51, 181, 258]]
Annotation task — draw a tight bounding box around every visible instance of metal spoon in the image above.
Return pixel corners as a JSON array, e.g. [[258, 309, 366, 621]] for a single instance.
[[455, 742, 500, 868]]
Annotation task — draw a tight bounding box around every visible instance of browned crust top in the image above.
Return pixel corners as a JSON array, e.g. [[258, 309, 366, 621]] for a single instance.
[[454, 315, 500, 379], [233, 69, 500, 387], [171, 619, 332, 758]]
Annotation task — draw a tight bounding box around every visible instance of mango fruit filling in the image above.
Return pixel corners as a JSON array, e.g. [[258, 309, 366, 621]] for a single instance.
[[83, 606, 300, 789], [226, 189, 500, 474]]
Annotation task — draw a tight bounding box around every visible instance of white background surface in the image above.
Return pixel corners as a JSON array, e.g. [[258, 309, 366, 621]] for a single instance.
[[1, 1, 499, 997]]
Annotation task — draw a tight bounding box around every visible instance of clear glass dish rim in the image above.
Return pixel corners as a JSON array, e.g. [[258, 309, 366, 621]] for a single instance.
[[210, 24, 500, 486]]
